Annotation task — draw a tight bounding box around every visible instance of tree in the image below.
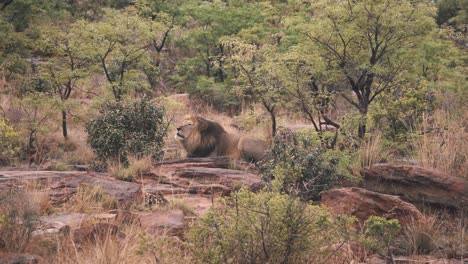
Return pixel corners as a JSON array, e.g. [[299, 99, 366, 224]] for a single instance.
[[223, 39, 285, 136], [175, 0, 269, 87], [83, 8, 153, 101], [39, 21, 91, 139], [294, 0, 436, 138]]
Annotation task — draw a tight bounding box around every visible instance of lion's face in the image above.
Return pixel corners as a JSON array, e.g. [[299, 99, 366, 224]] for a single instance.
[[174, 117, 196, 141], [175, 116, 208, 142]]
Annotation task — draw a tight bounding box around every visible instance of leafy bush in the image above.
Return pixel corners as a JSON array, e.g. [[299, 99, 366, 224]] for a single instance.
[[187, 188, 340, 264], [0, 116, 20, 165], [86, 99, 167, 165], [258, 130, 356, 201], [363, 216, 401, 260]]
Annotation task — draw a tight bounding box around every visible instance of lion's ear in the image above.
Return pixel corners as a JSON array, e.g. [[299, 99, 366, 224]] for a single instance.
[[197, 116, 209, 131]]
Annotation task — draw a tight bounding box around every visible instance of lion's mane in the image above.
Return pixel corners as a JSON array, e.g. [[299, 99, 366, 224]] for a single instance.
[[177, 116, 267, 162]]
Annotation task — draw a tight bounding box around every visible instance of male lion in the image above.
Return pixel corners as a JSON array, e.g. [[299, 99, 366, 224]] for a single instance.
[[175, 115, 268, 162]]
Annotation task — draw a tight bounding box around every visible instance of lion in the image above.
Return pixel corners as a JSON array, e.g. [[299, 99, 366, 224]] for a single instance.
[[174, 115, 268, 162]]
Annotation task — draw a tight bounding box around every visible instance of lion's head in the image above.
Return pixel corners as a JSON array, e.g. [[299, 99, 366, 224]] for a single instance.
[[174, 115, 226, 157]]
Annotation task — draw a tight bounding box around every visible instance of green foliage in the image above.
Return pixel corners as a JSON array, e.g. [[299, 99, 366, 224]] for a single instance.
[[363, 216, 401, 254], [258, 130, 356, 201], [370, 82, 432, 143], [436, 0, 467, 27], [0, 116, 20, 165], [290, 0, 437, 138], [187, 188, 337, 264], [86, 99, 167, 164], [188, 76, 240, 114]]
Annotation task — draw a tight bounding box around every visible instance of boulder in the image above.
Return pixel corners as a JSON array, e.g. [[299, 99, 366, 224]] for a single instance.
[[320, 187, 424, 226], [361, 164, 467, 209], [138, 209, 185, 237]]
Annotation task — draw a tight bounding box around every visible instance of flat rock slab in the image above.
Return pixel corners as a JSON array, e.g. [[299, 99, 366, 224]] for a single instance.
[[143, 158, 261, 200], [0, 171, 141, 208], [321, 187, 424, 226], [361, 164, 467, 209], [138, 209, 185, 237], [155, 157, 255, 172]]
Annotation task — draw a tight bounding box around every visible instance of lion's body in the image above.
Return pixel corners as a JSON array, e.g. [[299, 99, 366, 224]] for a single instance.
[[175, 116, 268, 162]]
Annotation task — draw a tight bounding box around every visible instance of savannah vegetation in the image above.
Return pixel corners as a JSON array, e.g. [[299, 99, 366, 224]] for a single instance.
[[0, 0, 466, 263]]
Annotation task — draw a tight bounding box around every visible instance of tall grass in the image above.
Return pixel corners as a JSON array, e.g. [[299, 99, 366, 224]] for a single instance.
[[53, 224, 190, 264], [415, 110, 467, 178], [360, 131, 388, 168]]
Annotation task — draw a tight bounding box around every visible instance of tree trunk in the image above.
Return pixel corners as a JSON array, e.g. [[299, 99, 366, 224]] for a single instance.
[[358, 101, 369, 139], [62, 109, 68, 139]]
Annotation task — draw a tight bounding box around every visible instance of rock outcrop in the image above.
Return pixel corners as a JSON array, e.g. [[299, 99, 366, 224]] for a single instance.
[[0, 171, 142, 208], [320, 187, 424, 226], [361, 164, 467, 209]]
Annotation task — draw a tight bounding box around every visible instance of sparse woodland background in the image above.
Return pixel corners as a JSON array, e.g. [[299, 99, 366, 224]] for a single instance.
[[0, 0, 466, 263]]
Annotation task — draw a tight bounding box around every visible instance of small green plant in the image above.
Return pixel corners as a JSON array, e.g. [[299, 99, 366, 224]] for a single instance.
[[187, 188, 338, 264], [0, 116, 20, 165], [86, 99, 167, 165], [258, 131, 356, 201], [364, 216, 401, 262]]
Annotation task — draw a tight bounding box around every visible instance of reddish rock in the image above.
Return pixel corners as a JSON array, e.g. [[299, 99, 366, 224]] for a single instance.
[[138, 209, 185, 237], [0, 171, 142, 208], [361, 164, 467, 209], [143, 157, 261, 198], [173, 167, 260, 187], [320, 187, 424, 226], [155, 157, 254, 172]]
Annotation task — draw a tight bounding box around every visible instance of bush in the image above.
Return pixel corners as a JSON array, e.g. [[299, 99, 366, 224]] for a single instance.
[[258, 130, 355, 201], [86, 99, 167, 165], [187, 189, 339, 264], [0, 116, 20, 165]]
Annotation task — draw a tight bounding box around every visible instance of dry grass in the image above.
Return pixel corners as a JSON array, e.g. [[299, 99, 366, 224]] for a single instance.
[[415, 110, 467, 178], [0, 184, 52, 252], [64, 185, 117, 214], [107, 155, 153, 181], [166, 198, 196, 216], [60, 129, 96, 166], [51, 223, 190, 264], [401, 217, 444, 256], [400, 213, 467, 260], [359, 131, 389, 168]]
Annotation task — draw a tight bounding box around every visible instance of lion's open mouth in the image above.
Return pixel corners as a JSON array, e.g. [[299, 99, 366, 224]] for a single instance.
[[175, 133, 185, 140]]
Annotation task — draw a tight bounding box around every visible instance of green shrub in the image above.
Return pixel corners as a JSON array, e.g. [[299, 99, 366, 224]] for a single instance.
[[86, 99, 167, 165], [363, 216, 401, 257], [0, 116, 20, 165], [258, 130, 355, 201], [187, 189, 338, 264]]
